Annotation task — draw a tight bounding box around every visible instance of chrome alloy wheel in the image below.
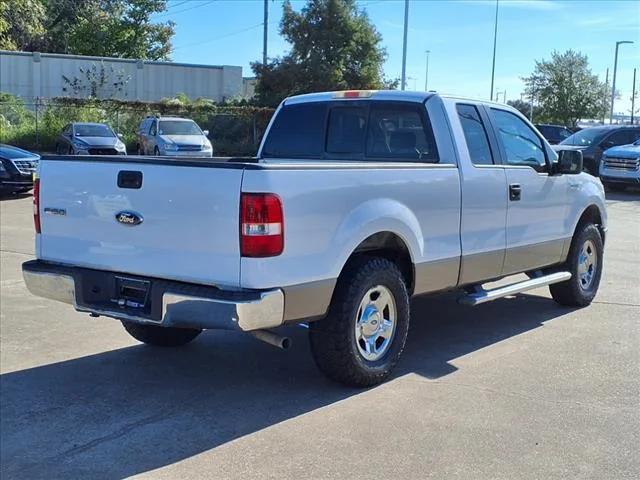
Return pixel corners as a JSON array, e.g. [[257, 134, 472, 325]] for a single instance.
[[578, 239, 598, 290], [354, 285, 396, 361]]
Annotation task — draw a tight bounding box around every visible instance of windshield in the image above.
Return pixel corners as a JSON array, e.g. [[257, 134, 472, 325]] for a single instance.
[[0, 145, 36, 159], [560, 128, 605, 147], [74, 124, 114, 137], [159, 120, 202, 135]]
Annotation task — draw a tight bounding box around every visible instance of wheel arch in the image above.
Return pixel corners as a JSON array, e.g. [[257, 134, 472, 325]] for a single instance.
[[339, 231, 415, 295], [573, 203, 606, 245]]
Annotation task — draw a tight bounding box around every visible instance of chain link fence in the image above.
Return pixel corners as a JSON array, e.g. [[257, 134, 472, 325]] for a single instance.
[[0, 96, 275, 156]]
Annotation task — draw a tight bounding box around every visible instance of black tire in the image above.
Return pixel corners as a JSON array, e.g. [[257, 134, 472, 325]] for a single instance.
[[122, 321, 202, 347], [549, 223, 603, 307], [309, 256, 410, 387]]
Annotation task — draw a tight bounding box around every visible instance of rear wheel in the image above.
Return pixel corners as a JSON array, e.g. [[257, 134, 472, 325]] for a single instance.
[[122, 321, 202, 347], [309, 256, 410, 387], [549, 223, 603, 307]]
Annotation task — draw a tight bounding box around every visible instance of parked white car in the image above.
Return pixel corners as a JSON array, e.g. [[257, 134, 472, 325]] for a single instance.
[[23, 90, 606, 387], [135, 116, 212, 157]]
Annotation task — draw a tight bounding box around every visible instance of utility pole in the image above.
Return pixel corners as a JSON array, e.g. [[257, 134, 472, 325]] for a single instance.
[[632, 68, 637, 125], [610, 40, 634, 124], [424, 50, 430, 91], [401, 0, 409, 91], [602, 68, 608, 125], [262, 0, 268, 65], [489, 0, 499, 99]]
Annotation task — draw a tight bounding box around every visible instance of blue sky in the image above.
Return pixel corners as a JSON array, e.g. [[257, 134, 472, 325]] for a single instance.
[[160, 0, 639, 113]]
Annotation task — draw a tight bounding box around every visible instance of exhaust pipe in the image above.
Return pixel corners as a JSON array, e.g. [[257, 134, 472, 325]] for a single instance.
[[250, 329, 291, 350]]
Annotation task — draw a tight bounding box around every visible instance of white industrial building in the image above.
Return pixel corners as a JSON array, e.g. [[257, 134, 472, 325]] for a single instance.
[[0, 50, 244, 102]]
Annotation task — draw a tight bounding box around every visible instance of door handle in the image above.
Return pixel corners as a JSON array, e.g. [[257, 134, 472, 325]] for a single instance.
[[509, 183, 521, 201]]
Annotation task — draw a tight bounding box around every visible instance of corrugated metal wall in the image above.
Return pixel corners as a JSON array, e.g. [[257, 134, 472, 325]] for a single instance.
[[0, 50, 243, 102]]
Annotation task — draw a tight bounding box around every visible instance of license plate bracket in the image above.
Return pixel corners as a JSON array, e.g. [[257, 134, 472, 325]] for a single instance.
[[114, 276, 151, 309]]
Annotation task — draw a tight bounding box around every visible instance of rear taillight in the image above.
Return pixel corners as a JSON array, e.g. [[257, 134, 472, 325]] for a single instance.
[[240, 193, 283, 257], [33, 178, 41, 234]]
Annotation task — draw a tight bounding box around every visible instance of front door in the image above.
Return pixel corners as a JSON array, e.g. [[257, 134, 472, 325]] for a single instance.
[[487, 107, 569, 275]]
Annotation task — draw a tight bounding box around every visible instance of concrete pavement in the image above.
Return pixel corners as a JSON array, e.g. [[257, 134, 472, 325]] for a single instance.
[[1, 191, 638, 479]]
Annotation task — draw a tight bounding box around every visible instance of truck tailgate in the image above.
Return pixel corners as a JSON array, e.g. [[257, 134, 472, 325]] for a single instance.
[[38, 158, 243, 287]]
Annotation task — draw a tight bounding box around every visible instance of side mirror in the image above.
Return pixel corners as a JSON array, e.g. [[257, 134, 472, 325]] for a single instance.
[[555, 149, 583, 175], [117, 133, 124, 138], [600, 140, 615, 149], [203, 129, 209, 137]]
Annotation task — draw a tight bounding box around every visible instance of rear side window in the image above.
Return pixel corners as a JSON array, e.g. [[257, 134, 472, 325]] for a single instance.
[[366, 103, 438, 162], [262, 103, 328, 158], [456, 104, 493, 165]]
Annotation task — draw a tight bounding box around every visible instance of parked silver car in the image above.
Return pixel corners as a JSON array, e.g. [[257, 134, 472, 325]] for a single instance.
[[56, 123, 127, 155], [136, 116, 212, 157]]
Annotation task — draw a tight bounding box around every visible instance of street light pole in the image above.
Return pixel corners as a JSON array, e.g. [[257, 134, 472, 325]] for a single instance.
[[610, 40, 634, 124], [401, 0, 409, 91], [632, 68, 637, 125], [424, 50, 430, 91], [602, 68, 609, 125], [262, 0, 268, 65], [489, 0, 499, 99]]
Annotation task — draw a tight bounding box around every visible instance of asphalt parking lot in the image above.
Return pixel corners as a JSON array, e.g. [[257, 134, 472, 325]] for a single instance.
[[1, 191, 639, 479]]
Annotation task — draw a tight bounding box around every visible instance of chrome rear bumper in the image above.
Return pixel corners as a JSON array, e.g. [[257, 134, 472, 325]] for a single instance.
[[22, 260, 284, 332]]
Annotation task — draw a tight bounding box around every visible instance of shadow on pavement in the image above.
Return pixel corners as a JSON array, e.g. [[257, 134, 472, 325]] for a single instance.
[[0, 192, 32, 202], [0, 291, 574, 479]]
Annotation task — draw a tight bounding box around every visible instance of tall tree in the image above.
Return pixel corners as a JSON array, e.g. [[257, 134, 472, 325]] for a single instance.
[[506, 99, 543, 122], [252, 0, 391, 107], [522, 50, 608, 127], [1, 0, 174, 60], [0, 0, 45, 50]]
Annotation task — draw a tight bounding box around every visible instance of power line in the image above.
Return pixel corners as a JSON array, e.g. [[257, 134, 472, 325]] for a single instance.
[[167, 1, 190, 9], [156, 0, 217, 19], [174, 22, 272, 50]]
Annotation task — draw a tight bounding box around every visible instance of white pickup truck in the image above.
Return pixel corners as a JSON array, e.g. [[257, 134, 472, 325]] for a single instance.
[[23, 90, 607, 387]]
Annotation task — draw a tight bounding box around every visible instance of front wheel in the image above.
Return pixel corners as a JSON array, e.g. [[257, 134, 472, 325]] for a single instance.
[[549, 223, 603, 307], [309, 256, 410, 387], [122, 321, 202, 347]]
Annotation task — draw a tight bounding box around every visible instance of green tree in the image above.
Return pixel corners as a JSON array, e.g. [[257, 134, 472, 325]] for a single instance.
[[252, 0, 391, 107], [0, 0, 45, 50], [1, 0, 174, 61], [522, 50, 608, 127], [506, 99, 543, 122]]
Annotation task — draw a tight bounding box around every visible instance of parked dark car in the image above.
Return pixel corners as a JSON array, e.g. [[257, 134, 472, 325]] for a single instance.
[[535, 124, 573, 145], [558, 125, 640, 176], [0, 144, 39, 195], [55, 122, 127, 155]]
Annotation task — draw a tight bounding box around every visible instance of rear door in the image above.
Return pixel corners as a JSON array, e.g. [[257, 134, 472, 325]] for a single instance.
[[487, 107, 569, 275], [38, 159, 244, 287], [454, 102, 508, 284]]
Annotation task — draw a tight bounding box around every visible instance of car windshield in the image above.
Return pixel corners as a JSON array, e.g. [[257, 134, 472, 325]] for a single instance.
[[0, 145, 36, 159], [74, 124, 114, 137], [159, 120, 202, 135], [560, 128, 606, 147]]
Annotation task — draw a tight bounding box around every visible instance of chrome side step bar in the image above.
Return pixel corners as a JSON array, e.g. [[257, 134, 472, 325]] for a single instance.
[[459, 271, 571, 306]]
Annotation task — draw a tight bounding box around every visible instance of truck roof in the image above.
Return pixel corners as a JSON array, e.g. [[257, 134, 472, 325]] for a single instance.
[[283, 90, 516, 111], [284, 90, 436, 105]]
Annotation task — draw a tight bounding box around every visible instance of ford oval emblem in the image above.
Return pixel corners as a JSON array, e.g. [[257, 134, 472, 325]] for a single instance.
[[115, 211, 143, 226]]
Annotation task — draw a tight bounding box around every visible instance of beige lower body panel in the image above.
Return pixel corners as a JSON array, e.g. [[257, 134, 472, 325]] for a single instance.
[[502, 238, 568, 276], [414, 257, 461, 295], [282, 278, 337, 322]]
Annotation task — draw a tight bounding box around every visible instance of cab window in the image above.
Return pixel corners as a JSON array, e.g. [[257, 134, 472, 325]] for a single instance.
[[456, 104, 493, 165]]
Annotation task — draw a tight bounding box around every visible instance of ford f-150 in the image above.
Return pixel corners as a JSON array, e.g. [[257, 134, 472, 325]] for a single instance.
[[22, 90, 607, 387]]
